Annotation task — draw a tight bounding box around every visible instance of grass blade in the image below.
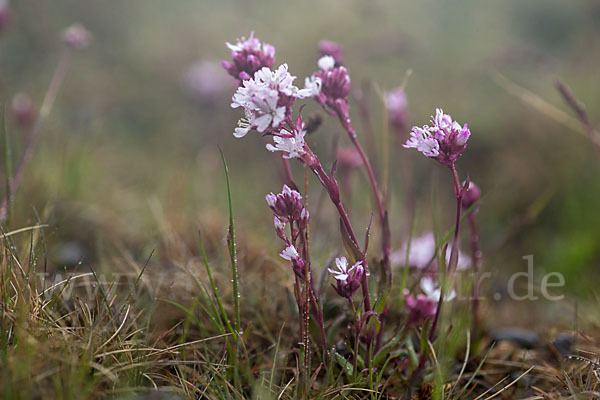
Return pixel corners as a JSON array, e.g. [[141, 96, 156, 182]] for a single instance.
[[219, 148, 240, 335]]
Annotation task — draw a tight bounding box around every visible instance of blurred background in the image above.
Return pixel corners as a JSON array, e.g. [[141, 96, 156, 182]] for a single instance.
[[1, 0, 599, 319]]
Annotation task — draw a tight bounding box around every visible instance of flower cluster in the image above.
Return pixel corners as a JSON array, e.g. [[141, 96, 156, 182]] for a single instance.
[[267, 185, 311, 278], [230, 64, 317, 139], [222, 32, 275, 83], [328, 257, 364, 299], [403, 108, 471, 167], [307, 56, 351, 111], [266, 184, 309, 227], [404, 277, 456, 325]]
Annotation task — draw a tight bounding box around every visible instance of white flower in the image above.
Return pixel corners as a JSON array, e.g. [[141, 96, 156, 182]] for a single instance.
[[420, 277, 456, 302], [318, 55, 335, 71], [266, 128, 306, 159], [280, 245, 300, 261], [328, 257, 361, 283], [274, 216, 286, 230], [231, 64, 311, 137], [403, 126, 440, 157], [300, 76, 322, 98], [432, 108, 454, 130]]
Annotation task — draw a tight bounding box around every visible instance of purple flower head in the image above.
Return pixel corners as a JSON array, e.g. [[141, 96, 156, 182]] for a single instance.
[[231, 64, 315, 138], [222, 32, 276, 83], [266, 185, 305, 223], [384, 88, 408, 131], [280, 245, 306, 278], [404, 108, 471, 167], [318, 40, 344, 66], [461, 181, 481, 211], [328, 257, 364, 299], [62, 23, 92, 51], [308, 56, 351, 110]]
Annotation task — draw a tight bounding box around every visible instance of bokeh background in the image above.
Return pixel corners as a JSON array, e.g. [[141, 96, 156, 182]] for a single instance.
[[2, 0, 599, 319]]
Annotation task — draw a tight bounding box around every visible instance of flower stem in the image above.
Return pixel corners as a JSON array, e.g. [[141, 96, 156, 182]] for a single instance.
[[428, 165, 463, 342]]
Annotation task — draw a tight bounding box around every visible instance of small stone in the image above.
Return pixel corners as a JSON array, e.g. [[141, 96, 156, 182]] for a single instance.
[[491, 327, 539, 349]]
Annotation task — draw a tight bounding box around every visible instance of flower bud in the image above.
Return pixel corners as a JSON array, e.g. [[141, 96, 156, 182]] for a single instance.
[[462, 181, 481, 211]]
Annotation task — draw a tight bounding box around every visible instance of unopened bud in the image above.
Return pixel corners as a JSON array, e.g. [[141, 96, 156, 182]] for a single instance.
[[462, 181, 481, 210]]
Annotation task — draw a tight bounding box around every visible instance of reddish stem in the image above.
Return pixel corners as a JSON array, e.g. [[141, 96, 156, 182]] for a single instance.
[[428, 165, 463, 342]]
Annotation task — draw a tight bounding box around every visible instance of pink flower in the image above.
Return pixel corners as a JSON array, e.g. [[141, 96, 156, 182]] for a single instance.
[[328, 257, 364, 299], [222, 32, 275, 83], [404, 109, 471, 167]]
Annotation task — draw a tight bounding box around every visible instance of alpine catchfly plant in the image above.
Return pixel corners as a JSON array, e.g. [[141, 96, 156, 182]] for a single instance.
[[223, 33, 480, 393]]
